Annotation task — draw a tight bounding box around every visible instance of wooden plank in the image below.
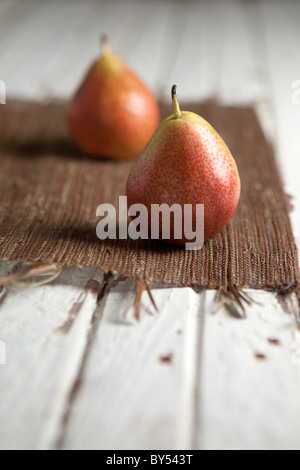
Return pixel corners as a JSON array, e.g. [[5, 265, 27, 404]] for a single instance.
[[0, 265, 103, 450], [6, 1, 96, 100], [0, 2, 54, 81], [116, 0, 171, 92], [0, 0, 138, 99], [62, 283, 204, 450], [43, 0, 137, 99], [150, 1, 193, 100], [162, 0, 205, 102], [216, 0, 261, 104], [198, 290, 300, 450], [175, 290, 205, 450], [36, 278, 104, 450]]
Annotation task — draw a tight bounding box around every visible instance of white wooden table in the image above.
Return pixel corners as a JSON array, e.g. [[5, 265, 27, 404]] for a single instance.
[[0, 0, 300, 450]]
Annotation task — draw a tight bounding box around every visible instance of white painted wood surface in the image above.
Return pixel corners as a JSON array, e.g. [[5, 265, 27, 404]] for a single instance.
[[0, 0, 300, 450]]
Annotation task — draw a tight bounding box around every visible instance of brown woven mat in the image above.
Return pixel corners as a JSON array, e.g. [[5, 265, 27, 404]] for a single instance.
[[0, 100, 299, 292]]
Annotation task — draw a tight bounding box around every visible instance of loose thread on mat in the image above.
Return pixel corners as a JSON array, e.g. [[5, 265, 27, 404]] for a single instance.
[[134, 279, 158, 321], [0, 262, 62, 288], [214, 285, 256, 319]]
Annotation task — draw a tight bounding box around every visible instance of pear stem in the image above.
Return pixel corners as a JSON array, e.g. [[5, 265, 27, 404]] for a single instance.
[[172, 85, 181, 119], [101, 35, 111, 56]]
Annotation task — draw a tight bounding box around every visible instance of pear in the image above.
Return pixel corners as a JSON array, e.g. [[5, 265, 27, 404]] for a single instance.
[[126, 85, 241, 245], [67, 36, 160, 159]]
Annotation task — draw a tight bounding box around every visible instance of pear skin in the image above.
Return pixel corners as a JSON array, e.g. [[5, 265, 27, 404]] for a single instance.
[[126, 85, 241, 245], [67, 37, 160, 159]]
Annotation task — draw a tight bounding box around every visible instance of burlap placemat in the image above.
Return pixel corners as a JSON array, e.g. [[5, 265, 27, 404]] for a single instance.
[[0, 100, 299, 292]]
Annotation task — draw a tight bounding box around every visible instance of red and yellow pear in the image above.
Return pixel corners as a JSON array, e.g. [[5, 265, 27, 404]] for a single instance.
[[67, 37, 160, 159], [126, 85, 241, 245]]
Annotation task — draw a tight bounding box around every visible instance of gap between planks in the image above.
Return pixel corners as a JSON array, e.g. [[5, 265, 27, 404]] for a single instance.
[[175, 289, 206, 450]]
